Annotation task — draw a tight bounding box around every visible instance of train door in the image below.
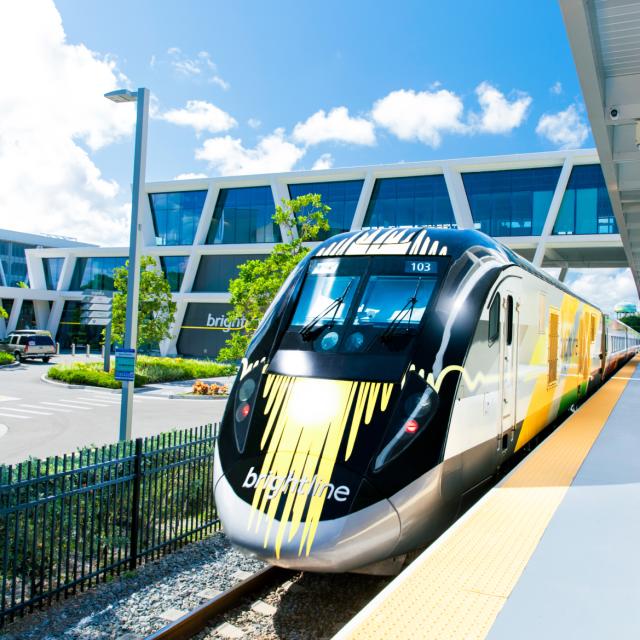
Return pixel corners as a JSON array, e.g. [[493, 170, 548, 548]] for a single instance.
[[499, 291, 519, 453]]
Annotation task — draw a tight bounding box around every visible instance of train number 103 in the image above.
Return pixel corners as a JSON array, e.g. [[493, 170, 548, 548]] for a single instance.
[[404, 260, 438, 274]]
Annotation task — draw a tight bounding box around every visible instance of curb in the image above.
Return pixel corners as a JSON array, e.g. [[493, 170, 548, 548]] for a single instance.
[[40, 373, 125, 393], [0, 362, 20, 370]]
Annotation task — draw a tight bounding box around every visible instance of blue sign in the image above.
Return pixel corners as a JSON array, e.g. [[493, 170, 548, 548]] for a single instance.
[[115, 348, 136, 382], [404, 260, 438, 274]]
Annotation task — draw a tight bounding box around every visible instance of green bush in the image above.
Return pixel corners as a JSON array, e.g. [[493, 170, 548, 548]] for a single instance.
[[47, 356, 236, 389], [0, 352, 14, 366]]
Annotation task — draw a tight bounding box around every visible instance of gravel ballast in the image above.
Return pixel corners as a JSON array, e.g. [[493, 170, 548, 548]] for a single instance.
[[1, 533, 264, 640]]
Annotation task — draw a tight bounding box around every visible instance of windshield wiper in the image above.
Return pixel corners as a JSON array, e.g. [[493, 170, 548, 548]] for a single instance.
[[380, 279, 422, 344], [299, 280, 354, 341]]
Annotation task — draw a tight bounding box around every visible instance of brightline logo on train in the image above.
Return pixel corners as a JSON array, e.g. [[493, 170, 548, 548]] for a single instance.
[[242, 467, 350, 502]]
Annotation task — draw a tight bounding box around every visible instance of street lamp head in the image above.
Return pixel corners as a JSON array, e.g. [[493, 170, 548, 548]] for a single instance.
[[104, 89, 137, 103]]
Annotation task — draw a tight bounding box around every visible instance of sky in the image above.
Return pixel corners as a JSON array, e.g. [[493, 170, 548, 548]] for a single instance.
[[0, 0, 637, 311]]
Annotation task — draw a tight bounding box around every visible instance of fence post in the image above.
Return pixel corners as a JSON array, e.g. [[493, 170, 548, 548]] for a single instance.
[[129, 438, 143, 570]]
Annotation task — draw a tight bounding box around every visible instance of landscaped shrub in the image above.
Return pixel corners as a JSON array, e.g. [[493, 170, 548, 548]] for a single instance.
[[47, 356, 236, 389], [0, 352, 14, 366]]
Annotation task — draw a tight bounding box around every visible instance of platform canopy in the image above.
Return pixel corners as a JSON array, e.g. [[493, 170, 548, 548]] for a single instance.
[[560, 0, 640, 294]]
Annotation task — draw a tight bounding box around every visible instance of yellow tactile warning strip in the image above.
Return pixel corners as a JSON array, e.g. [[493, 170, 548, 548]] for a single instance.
[[338, 357, 639, 640]]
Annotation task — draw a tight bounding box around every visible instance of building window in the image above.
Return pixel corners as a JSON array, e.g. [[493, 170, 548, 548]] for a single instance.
[[56, 301, 103, 349], [70, 257, 126, 291], [206, 187, 280, 244], [192, 254, 269, 293], [160, 256, 189, 292], [0, 298, 14, 320], [43, 257, 64, 290], [149, 190, 207, 246], [16, 300, 36, 330], [553, 164, 618, 235], [462, 167, 561, 236], [363, 175, 456, 229], [288, 180, 363, 239]]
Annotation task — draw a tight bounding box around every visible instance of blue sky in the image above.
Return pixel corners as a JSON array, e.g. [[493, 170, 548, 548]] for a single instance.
[[55, 0, 589, 185], [0, 0, 638, 310]]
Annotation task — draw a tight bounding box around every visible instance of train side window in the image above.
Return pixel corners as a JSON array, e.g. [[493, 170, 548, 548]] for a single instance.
[[548, 309, 560, 385], [488, 293, 500, 345], [506, 295, 514, 346]]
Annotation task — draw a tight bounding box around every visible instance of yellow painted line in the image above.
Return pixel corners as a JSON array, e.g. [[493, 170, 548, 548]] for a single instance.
[[338, 357, 639, 640]]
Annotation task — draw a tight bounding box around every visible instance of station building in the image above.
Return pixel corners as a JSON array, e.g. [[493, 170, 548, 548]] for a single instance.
[[0, 148, 628, 358]]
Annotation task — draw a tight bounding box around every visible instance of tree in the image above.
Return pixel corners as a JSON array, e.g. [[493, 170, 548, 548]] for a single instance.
[[218, 194, 330, 361], [109, 255, 177, 352], [620, 314, 640, 332], [0, 305, 7, 320]]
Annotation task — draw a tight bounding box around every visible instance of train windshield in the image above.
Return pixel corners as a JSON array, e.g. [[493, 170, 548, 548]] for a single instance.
[[284, 256, 443, 354]]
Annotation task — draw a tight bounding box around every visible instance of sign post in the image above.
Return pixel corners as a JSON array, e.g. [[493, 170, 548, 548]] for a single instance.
[[81, 292, 113, 372]]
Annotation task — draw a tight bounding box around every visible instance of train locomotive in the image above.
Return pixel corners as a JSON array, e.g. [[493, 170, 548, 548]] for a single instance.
[[214, 227, 640, 573]]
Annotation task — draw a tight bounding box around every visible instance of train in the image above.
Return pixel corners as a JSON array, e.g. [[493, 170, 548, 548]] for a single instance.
[[214, 227, 640, 574]]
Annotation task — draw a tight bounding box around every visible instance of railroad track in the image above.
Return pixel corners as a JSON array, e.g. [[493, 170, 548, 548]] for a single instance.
[[145, 566, 291, 640]]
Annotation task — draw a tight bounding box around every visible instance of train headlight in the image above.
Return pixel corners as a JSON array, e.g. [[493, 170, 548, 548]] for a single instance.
[[234, 377, 258, 452], [374, 385, 439, 471]]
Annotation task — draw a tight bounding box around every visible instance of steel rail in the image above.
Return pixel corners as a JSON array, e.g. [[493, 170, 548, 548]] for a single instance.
[[144, 566, 289, 640]]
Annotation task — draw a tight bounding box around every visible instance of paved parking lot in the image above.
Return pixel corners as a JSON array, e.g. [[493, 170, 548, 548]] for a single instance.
[[0, 358, 229, 464]]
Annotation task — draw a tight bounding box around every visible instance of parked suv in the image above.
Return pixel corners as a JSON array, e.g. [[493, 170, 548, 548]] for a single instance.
[[0, 330, 56, 363]]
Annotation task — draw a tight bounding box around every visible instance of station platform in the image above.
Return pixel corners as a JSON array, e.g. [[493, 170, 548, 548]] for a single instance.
[[335, 357, 640, 640]]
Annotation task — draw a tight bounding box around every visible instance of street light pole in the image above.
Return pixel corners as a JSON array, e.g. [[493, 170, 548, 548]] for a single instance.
[[105, 87, 150, 441]]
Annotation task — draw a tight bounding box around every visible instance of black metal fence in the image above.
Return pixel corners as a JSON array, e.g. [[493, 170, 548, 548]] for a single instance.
[[0, 424, 220, 626]]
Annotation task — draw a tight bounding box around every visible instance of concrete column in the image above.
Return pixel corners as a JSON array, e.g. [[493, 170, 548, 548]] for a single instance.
[[351, 171, 376, 230], [443, 165, 475, 229], [533, 157, 574, 267], [558, 266, 569, 283]]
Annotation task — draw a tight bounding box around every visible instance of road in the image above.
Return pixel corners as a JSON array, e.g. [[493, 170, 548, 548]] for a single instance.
[[0, 358, 228, 464]]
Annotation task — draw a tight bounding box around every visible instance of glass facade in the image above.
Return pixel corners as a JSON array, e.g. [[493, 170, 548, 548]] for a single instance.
[[160, 256, 189, 292], [150, 190, 207, 246], [462, 167, 561, 236], [206, 187, 281, 244], [16, 300, 36, 330], [288, 180, 363, 239], [553, 164, 618, 235], [363, 175, 456, 229], [192, 254, 269, 292], [56, 301, 103, 349], [0, 240, 33, 286], [43, 257, 64, 290], [70, 257, 125, 291]]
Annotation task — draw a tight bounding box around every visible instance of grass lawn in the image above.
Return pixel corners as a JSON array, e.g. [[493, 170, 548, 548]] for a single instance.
[[47, 356, 236, 389]]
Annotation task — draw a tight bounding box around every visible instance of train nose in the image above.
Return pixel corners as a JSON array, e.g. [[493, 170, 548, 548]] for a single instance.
[[214, 450, 401, 572]]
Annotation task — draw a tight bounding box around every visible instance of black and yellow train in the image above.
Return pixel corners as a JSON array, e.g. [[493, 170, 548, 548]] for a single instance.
[[214, 227, 639, 573]]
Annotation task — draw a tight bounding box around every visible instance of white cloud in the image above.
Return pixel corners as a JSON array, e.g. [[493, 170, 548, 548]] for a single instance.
[[565, 269, 639, 314], [371, 88, 466, 147], [161, 100, 237, 134], [167, 48, 229, 90], [0, 0, 136, 245], [469, 82, 531, 134], [293, 107, 375, 146], [174, 172, 208, 180], [195, 128, 305, 175], [247, 118, 261, 129], [311, 153, 334, 170], [536, 104, 589, 149], [550, 81, 563, 95]]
